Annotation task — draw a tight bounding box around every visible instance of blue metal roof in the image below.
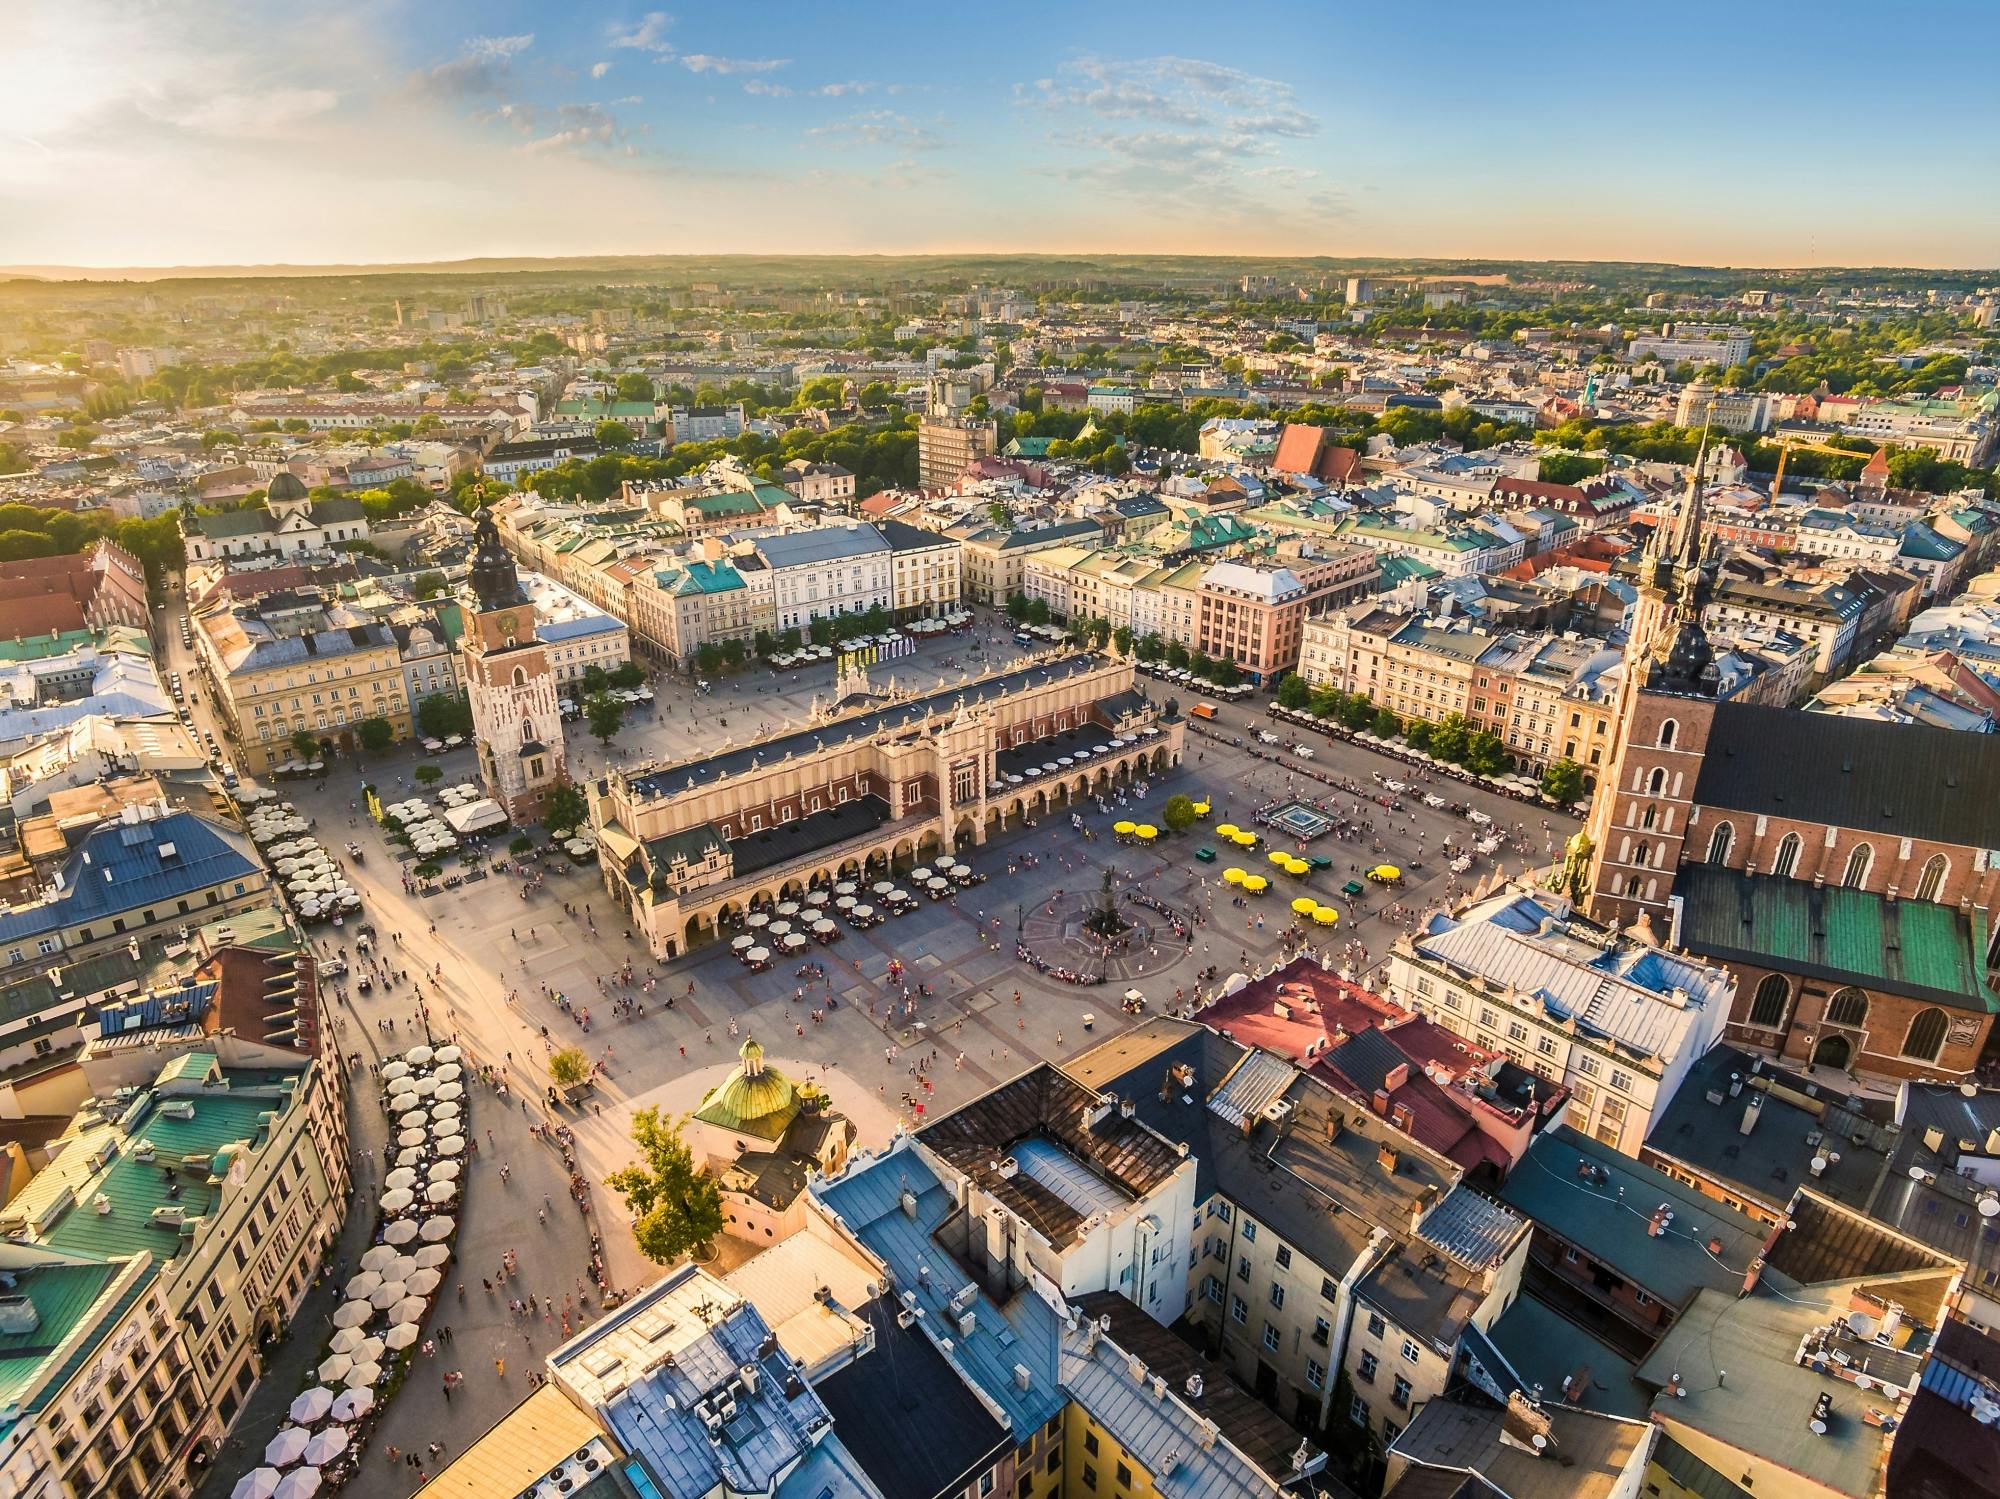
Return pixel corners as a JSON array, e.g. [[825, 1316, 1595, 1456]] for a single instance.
[[0, 812, 259, 944], [815, 1142, 1066, 1435]]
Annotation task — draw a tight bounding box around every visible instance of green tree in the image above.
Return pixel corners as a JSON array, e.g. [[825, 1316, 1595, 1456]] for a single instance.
[[615, 372, 655, 403], [610, 660, 645, 689], [1088, 617, 1112, 649], [1187, 649, 1211, 679], [289, 729, 319, 761], [1371, 706, 1401, 739], [413, 571, 448, 599], [548, 1045, 592, 1088], [1003, 593, 1030, 624], [1134, 632, 1163, 663], [595, 420, 637, 449], [1405, 718, 1434, 754], [1277, 673, 1310, 710], [1540, 758, 1586, 804], [721, 637, 746, 669], [413, 764, 443, 786], [355, 717, 394, 754], [1164, 639, 1190, 671], [1429, 714, 1470, 764], [417, 692, 473, 740], [585, 691, 625, 744], [606, 1107, 726, 1265], [1161, 793, 1197, 833], [545, 781, 590, 832], [1208, 657, 1241, 688], [1025, 598, 1051, 627], [1465, 731, 1510, 778], [1309, 685, 1342, 719], [987, 501, 1010, 527], [754, 629, 776, 658], [695, 642, 723, 676], [581, 664, 610, 695], [1112, 625, 1133, 657]]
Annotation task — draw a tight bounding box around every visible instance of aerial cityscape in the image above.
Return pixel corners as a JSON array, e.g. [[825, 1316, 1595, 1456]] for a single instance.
[[2, 7, 1998, 1499]]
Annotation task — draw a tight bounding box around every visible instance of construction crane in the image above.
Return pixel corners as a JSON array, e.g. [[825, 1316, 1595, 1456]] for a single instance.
[[1768, 436, 1884, 499]]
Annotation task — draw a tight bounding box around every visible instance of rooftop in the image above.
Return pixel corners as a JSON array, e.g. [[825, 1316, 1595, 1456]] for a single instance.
[[1389, 1391, 1654, 1499]]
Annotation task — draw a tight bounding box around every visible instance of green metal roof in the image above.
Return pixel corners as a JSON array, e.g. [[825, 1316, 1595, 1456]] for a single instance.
[[1675, 864, 1999, 1012], [0, 1260, 157, 1439]]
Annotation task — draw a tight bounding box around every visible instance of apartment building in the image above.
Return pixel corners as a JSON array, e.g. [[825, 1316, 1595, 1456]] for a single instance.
[[757, 524, 893, 632], [0, 1044, 349, 1499], [917, 414, 1000, 488], [949, 519, 1103, 606], [1385, 886, 1735, 1156], [626, 551, 774, 668], [779, 460, 856, 507], [1627, 326, 1753, 367], [520, 572, 631, 687], [876, 518, 962, 622], [1195, 551, 1377, 683], [194, 598, 411, 770], [1676, 381, 1769, 434]]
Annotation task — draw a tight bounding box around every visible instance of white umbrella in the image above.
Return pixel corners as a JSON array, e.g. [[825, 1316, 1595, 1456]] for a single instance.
[[288, 1387, 334, 1425], [745, 946, 770, 964], [390, 1296, 428, 1325], [329, 1387, 374, 1422], [411, 1076, 438, 1097], [382, 1253, 420, 1281], [424, 1180, 456, 1205], [730, 935, 754, 951], [432, 1100, 462, 1121], [436, 1081, 464, 1101], [316, 1354, 352, 1384], [273, 1469, 322, 1499], [852, 905, 876, 921], [435, 1063, 462, 1083], [350, 1336, 386, 1364], [302, 1428, 350, 1467], [405, 1045, 435, 1066], [413, 1241, 453, 1266], [232, 1469, 283, 1499], [812, 919, 836, 935], [776, 902, 799, 917], [343, 1271, 381, 1299], [368, 1280, 406, 1309], [331, 1300, 373, 1328], [328, 1326, 365, 1355], [380, 1061, 409, 1080], [344, 1360, 383, 1389], [426, 1160, 460, 1184], [746, 912, 769, 928], [835, 895, 856, 910], [405, 1267, 443, 1296], [383, 1220, 418, 1245], [380, 1187, 415, 1213], [396, 1129, 425, 1149], [435, 1045, 462, 1063], [872, 881, 894, 894], [419, 1215, 455, 1242], [395, 1147, 425, 1169], [437, 1133, 465, 1155], [398, 1109, 427, 1129], [781, 933, 806, 950], [835, 881, 857, 895], [383, 1167, 417, 1190], [384, 1322, 420, 1350]]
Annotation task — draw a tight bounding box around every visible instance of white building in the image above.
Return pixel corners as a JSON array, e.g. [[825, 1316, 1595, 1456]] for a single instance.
[[1628, 326, 1753, 368], [755, 523, 893, 632], [521, 572, 632, 687]]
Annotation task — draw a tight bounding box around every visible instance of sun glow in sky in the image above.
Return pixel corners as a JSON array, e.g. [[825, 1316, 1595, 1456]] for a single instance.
[[5, 0, 1997, 271]]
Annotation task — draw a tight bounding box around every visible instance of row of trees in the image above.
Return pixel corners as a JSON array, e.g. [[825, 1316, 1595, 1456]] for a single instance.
[[0, 500, 185, 588], [523, 415, 918, 504]]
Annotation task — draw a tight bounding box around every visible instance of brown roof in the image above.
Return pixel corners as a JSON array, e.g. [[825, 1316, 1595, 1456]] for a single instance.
[[0, 593, 87, 638]]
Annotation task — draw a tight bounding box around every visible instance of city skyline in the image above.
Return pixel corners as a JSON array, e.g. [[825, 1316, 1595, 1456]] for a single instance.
[[7, 0, 1999, 272]]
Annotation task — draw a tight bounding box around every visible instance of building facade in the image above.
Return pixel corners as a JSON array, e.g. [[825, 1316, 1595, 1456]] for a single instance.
[[459, 508, 567, 822]]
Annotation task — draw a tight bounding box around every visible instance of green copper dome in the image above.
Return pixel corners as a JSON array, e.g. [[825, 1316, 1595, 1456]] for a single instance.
[[694, 1037, 801, 1141]]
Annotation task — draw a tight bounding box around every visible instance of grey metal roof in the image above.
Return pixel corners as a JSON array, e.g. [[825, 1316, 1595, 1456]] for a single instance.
[[1418, 1185, 1526, 1270], [1206, 1047, 1294, 1131], [754, 526, 889, 569]]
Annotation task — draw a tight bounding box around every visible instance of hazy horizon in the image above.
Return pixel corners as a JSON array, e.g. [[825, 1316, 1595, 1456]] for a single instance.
[[8, 0, 1998, 272]]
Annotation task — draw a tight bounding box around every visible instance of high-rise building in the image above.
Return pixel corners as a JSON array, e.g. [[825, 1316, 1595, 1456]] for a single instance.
[[459, 506, 567, 822], [916, 414, 998, 489]]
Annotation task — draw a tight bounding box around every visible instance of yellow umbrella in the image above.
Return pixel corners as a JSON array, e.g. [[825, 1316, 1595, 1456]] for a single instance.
[[1192, 802, 1211, 817], [1267, 850, 1290, 865], [1223, 868, 1246, 885], [1136, 825, 1158, 840], [1233, 831, 1258, 847], [1113, 820, 1136, 835], [1291, 897, 1317, 915], [1371, 864, 1402, 880], [1284, 859, 1310, 876], [1215, 823, 1239, 838], [1243, 876, 1268, 894], [1313, 906, 1340, 925]]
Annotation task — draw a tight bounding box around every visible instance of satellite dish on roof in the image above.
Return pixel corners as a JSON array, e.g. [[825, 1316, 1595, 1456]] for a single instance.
[[1846, 1311, 1879, 1339], [1980, 1195, 2000, 1218], [1909, 1165, 1929, 1181]]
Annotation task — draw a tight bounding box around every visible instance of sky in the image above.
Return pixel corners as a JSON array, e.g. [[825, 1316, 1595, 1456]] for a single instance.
[[4, 0, 1997, 272]]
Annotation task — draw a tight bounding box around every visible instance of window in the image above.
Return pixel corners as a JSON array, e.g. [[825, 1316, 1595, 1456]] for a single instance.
[[1707, 821, 1734, 863], [1241, 1220, 1257, 1242], [1576, 1054, 1600, 1078], [1358, 1351, 1378, 1383], [1269, 1283, 1285, 1309], [1081, 1466, 1097, 1492], [1904, 1006, 1950, 1063], [1382, 1419, 1401, 1444], [1231, 1295, 1248, 1325], [1401, 1339, 1421, 1364], [1658, 719, 1677, 748], [1115, 1464, 1131, 1489], [1610, 1069, 1633, 1093], [1238, 1256, 1251, 1283], [1321, 1277, 1339, 1301], [1083, 1431, 1099, 1456], [1367, 1312, 1385, 1338], [1275, 1245, 1292, 1269], [1842, 843, 1873, 889], [1915, 853, 1949, 903], [1563, 1246, 1581, 1264], [1392, 1375, 1412, 1409], [1749, 973, 1789, 1028], [1350, 1395, 1370, 1426], [1203, 1276, 1222, 1304], [1646, 767, 1666, 796], [1826, 987, 1869, 1027], [1537, 1034, 1557, 1057], [1635, 1289, 1653, 1307], [1771, 832, 1802, 879], [1263, 1323, 1281, 1352], [1507, 1020, 1528, 1043]]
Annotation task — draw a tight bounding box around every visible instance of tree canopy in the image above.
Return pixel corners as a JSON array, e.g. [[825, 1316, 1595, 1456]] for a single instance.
[[605, 1108, 726, 1266]]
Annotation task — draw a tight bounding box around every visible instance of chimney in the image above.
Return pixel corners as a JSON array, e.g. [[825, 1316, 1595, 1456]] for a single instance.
[[1409, 1184, 1437, 1236], [1325, 1113, 1343, 1145], [1647, 1204, 1674, 1238], [1882, 1302, 1904, 1342], [1371, 1088, 1392, 1117], [1378, 1143, 1400, 1176], [1390, 1101, 1416, 1135], [1382, 1061, 1410, 1094], [1739, 1096, 1762, 1136]]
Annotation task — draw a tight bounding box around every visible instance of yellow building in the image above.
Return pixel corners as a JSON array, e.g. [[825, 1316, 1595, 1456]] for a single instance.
[[195, 602, 412, 771]]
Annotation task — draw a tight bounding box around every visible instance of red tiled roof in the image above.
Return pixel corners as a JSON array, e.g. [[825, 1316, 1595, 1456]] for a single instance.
[[1202, 960, 1411, 1061], [0, 593, 87, 638], [1272, 423, 1329, 476]]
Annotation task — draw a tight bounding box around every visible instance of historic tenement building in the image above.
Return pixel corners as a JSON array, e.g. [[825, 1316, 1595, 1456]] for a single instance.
[[1583, 454, 2000, 1082], [589, 654, 1183, 959]]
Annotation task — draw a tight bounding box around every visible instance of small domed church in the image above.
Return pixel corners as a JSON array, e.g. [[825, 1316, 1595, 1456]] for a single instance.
[[686, 1038, 856, 1243]]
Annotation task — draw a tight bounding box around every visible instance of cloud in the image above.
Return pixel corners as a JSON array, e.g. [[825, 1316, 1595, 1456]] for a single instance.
[[139, 87, 339, 138], [590, 61, 612, 80], [607, 12, 674, 53], [413, 34, 534, 100], [520, 101, 632, 156], [743, 79, 792, 97], [815, 81, 877, 97], [808, 110, 942, 151], [678, 54, 788, 75]]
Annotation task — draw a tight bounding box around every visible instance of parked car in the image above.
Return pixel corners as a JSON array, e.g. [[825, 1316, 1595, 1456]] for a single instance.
[[1290, 743, 1314, 759]]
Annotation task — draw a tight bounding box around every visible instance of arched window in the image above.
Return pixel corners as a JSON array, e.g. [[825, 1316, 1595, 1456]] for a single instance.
[[1658, 719, 1677, 749], [1646, 767, 1667, 796], [1903, 1007, 1949, 1063], [1707, 822, 1734, 864], [1771, 832, 1803, 879], [1842, 844, 1872, 890], [1749, 974, 1789, 1028], [512, 666, 528, 687], [1826, 987, 1869, 1028], [1914, 854, 1949, 903], [1636, 842, 1655, 868], [520, 719, 535, 744], [1642, 804, 1658, 830]]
